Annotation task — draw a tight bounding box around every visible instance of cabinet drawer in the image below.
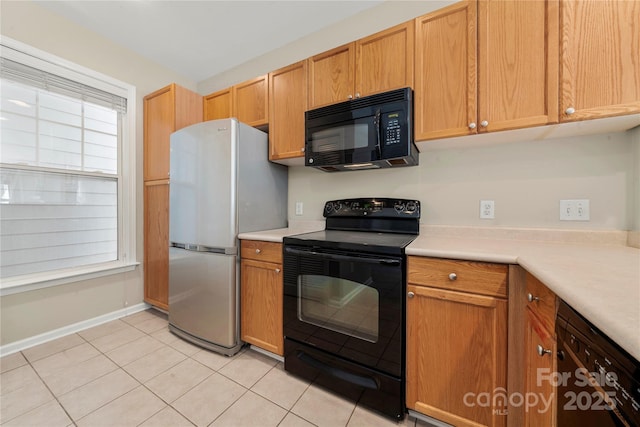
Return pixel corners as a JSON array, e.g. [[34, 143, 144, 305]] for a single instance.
[[525, 272, 557, 331], [408, 257, 508, 298], [241, 240, 282, 264]]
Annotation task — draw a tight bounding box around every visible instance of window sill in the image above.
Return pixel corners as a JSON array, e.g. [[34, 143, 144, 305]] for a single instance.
[[0, 262, 140, 296]]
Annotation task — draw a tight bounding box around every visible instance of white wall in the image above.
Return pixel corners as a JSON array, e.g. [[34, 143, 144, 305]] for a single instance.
[[288, 131, 638, 230], [0, 1, 196, 346], [197, 1, 455, 94]]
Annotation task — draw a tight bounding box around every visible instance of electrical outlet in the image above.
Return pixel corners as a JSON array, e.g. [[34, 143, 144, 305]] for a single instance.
[[480, 200, 495, 219], [560, 199, 590, 221], [295, 201, 303, 216]]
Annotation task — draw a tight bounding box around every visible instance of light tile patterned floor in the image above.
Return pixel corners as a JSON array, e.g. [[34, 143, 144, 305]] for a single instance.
[[0, 309, 428, 427]]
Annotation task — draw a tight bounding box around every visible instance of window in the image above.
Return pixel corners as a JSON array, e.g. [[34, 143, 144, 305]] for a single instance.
[[0, 38, 137, 294]]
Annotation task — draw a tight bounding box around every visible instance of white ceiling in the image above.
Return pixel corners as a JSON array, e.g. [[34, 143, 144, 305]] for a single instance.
[[35, 0, 384, 83]]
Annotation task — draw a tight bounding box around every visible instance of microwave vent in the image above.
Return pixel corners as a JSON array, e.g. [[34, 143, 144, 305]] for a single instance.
[[306, 87, 411, 120], [387, 158, 408, 166]]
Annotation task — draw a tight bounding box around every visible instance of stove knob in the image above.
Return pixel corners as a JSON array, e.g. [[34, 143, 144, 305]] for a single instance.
[[324, 203, 334, 214], [394, 202, 406, 213], [406, 201, 417, 213]]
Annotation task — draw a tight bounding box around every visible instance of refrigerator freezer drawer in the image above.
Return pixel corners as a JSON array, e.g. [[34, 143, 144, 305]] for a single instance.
[[168, 247, 239, 351]]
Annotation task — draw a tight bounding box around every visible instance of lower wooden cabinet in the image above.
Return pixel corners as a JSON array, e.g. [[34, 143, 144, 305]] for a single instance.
[[240, 240, 284, 355], [143, 181, 170, 310], [407, 257, 508, 427], [523, 272, 558, 427], [524, 308, 557, 427]]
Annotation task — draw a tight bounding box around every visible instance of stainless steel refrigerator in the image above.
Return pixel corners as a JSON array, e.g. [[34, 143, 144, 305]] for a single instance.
[[168, 118, 287, 356]]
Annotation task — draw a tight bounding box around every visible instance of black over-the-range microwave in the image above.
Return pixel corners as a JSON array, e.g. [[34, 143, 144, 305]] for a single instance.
[[304, 87, 419, 172]]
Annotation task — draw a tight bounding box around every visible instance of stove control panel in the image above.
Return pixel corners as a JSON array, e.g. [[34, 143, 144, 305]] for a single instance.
[[323, 198, 420, 218]]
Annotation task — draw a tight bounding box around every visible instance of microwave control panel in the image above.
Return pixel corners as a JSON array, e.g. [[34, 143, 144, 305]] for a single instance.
[[382, 112, 403, 146]]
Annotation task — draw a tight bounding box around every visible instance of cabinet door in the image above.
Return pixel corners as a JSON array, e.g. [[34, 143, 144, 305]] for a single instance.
[[407, 285, 507, 427], [355, 21, 414, 98], [233, 75, 268, 127], [478, 0, 559, 132], [144, 181, 169, 310], [308, 43, 355, 109], [268, 60, 308, 161], [145, 84, 202, 181], [524, 308, 557, 427], [144, 86, 174, 181], [414, 1, 477, 140], [241, 258, 283, 355], [560, 0, 640, 121], [203, 88, 232, 122]]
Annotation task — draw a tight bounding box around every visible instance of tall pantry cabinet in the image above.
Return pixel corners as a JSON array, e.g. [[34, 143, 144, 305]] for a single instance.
[[143, 83, 202, 310]]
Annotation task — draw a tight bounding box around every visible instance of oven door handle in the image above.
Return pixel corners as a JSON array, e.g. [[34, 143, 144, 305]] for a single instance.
[[284, 247, 401, 266]]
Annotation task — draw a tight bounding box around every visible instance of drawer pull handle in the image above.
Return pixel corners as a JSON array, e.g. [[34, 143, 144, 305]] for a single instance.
[[527, 293, 540, 303], [448, 273, 457, 281], [275, 268, 281, 273], [537, 344, 552, 357], [255, 248, 261, 254], [407, 292, 415, 299]]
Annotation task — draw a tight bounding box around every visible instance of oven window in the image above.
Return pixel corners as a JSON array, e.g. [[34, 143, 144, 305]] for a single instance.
[[298, 275, 379, 343], [310, 123, 369, 152]]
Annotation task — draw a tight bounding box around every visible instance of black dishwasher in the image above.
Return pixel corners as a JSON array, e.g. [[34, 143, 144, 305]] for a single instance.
[[556, 301, 639, 426]]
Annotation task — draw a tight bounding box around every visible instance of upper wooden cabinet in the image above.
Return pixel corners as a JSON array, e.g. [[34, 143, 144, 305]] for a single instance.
[[233, 75, 268, 127], [560, 0, 640, 121], [414, 0, 558, 141], [203, 88, 232, 122], [203, 75, 268, 127], [308, 21, 414, 109], [356, 21, 414, 99], [144, 83, 203, 181], [269, 60, 308, 161], [308, 43, 355, 109]]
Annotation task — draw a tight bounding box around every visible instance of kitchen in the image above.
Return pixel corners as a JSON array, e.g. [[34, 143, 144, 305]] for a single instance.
[[1, 1, 639, 426]]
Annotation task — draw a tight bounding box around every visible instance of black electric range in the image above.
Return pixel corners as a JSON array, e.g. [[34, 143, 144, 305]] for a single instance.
[[282, 197, 420, 420]]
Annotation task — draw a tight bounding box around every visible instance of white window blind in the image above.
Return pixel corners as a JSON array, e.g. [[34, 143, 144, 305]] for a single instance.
[[0, 54, 129, 282]]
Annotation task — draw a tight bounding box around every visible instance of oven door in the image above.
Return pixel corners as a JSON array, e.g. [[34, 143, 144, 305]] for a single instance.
[[283, 245, 405, 377]]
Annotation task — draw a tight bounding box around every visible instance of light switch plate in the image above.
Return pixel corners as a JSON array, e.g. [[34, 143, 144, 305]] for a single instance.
[[560, 199, 590, 221], [295, 201, 303, 216]]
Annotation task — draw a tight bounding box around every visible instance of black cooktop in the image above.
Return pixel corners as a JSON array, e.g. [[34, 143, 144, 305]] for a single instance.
[[284, 229, 417, 256], [284, 198, 421, 256]]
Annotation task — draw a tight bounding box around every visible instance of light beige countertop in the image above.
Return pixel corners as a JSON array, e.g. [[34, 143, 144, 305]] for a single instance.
[[238, 220, 324, 243], [239, 224, 640, 361]]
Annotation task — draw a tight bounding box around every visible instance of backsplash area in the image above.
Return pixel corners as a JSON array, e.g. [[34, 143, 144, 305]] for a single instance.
[[288, 129, 640, 234]]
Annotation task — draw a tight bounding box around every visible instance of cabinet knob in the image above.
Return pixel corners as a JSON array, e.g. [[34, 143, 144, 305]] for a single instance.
[[301, 147, 305, 153], [275, 268, 281, 273], [537, 344, 552, 357], [468, 122, 476, 130], [355, 92, 361, 99], [565, 107, 576, 115], [480, 120, 489, 128], [255, 248, 261, 254], [527, 293, 540, 303], [348, 94, 353, 100], [448, 273, 457, 281], [407, 291, 415, 299]]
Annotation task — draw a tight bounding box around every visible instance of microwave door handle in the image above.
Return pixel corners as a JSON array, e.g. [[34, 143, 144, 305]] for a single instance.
[[284, 246, 400, 266], [374, 109, 382, 160]]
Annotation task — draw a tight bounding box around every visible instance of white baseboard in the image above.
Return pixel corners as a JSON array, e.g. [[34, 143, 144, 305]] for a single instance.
[[0, 302, 151, 357]]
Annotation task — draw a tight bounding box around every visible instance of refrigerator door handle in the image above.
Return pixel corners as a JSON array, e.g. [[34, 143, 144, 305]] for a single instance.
[[170, 242, 237, 255]]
